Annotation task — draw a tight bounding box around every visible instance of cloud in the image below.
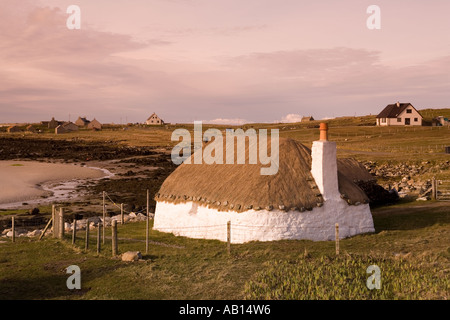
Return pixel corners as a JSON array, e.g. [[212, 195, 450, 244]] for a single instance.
[[277, 114, 303, 123], [201, 118, 249, 125], [1, 1, 449, 124]]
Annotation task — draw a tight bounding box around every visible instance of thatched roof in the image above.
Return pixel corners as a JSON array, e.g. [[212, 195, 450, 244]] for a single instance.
[[155, 138, 370, 212]]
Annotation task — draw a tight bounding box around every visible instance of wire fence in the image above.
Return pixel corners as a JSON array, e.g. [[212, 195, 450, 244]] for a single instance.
[[2, 176, 449, 255]]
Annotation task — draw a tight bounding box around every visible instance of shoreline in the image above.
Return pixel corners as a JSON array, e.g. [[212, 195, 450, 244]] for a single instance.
[[0, 160, 111, 209]]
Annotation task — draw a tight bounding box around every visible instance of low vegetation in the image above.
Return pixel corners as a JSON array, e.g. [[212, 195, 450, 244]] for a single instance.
[[0, 202, 448, 300], [0, 109, 449, 300]]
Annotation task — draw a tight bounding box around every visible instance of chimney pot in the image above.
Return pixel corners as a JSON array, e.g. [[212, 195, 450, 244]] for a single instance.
[[319, 123, 328, 141], [396, 101, 400, 107]]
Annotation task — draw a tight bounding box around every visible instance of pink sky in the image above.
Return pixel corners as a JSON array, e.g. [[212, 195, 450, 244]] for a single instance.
[[1, 0, 450, 124]]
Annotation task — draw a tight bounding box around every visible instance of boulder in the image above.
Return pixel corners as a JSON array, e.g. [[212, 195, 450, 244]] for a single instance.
[[27, 229, 42, 237], [121, 251, 142, 262], [6, 231, 18, 238], [29, 208, 40, 215], [136, 213, 146, 221], [89, 216, 102, 224]]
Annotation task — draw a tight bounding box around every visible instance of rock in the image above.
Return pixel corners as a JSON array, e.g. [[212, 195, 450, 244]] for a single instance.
[[29, 208, 40, 215], [111, 215, 122, 221], [121, 251, 142, 262], [89, 216, 102, 224], [416, 196, 429, 201], [136, 213, 146, 221], [6, 231, 18, 237], [27, 229, 42, 237], [129, 212, 137, 218]]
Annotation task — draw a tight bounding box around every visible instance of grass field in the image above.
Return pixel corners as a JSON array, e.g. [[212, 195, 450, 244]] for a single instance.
[[3, 110, 449, 160], [0, 201, 448, 300], [0, 109, 449, 300]]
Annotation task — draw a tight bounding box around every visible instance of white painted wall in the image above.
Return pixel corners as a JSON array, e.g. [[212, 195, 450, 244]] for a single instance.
[[154, 200, 375, 243], [311, 141, 340, 200], [154, 132, 375, 243]]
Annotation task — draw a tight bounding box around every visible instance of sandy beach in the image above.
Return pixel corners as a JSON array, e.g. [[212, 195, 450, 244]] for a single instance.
[[0, 161, 107, 206]]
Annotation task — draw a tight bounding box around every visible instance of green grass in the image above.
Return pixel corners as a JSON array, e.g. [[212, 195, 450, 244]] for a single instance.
[[0, 111, 449, 299], [244, 255, 449, 300], [0, 205, 53, 217], [0, 202, 448, 300]]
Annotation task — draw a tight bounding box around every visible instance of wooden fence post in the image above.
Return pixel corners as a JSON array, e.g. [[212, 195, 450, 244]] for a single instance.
[[432, 177, 437, 200], [102, 191, 106, 244], [85, 219, 90, 251], [72, 218, 77, 245], [227, 221, 231, 255], [51, 205, 55, 236], [146, 189, 149, 254], [97, 223, 101, 254], [39, 217, 53, 241], [11, 216, 15, 243], [112, 220, 118, 257], [53, 206, 59, 238], [335, 223, 340, 255], [121, 203, 124, 225], [59, 208, 65, 240]]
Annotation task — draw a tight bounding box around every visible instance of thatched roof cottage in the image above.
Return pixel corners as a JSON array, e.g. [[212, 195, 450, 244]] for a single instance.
[[153, 124, 375, 243]]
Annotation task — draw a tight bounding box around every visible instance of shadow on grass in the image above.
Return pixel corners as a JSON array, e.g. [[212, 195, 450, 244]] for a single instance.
[[0, 275, 89, 300], [373, 203, 449, 232]]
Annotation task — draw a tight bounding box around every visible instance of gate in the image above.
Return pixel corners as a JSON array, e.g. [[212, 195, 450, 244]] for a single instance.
[[437, 180, 450, 201]]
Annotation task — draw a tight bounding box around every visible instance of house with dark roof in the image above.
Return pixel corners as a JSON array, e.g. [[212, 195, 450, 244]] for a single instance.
[[87, 118, 102, 130], [376, 102, 423, 126], [75, 116, 91, 127]]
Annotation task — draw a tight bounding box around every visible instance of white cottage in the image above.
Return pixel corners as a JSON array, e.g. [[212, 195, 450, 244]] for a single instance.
[[153, 124, 375, 243], [376, 102, 423, 126], [146, 113, 164, 125]]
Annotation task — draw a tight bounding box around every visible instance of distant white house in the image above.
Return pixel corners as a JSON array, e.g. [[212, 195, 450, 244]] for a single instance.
[[376, 102, 423, 126], [146, 113, 164, 125]]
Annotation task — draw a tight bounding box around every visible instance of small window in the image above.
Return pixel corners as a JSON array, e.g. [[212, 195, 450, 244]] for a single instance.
[[414, 118, 418, 122], [381, 118, 386, 123], [406, 109, 412, 113], [397, 118, 402, 122]]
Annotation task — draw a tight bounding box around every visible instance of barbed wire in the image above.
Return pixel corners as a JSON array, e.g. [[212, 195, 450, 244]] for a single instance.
[[104, 192, 148, 215]]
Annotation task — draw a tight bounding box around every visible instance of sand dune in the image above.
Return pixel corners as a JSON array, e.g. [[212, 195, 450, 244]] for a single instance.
[[0, 161, 106, 205]]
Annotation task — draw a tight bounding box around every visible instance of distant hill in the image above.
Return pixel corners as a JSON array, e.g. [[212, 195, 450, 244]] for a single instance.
[[419, 108, 450, 121]]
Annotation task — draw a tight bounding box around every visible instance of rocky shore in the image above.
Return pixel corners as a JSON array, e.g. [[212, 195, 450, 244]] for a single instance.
[[363, 160, 450, 199]]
